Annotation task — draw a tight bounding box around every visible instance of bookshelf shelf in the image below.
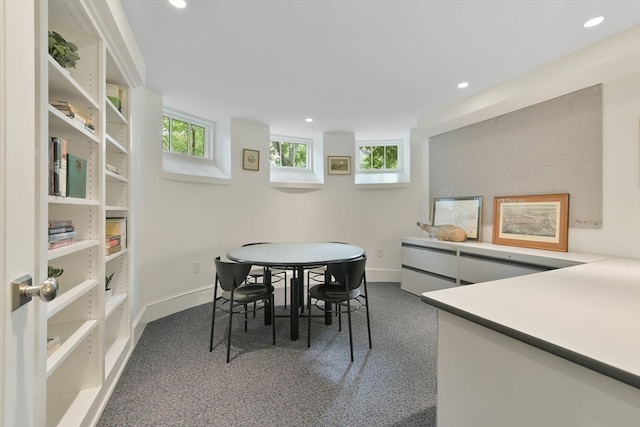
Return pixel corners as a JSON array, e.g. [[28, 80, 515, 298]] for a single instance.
[[47, 239, 99, 261], [48, 56, 99, 111], [105, 336, 129, 378], [46, 319, 98, 377], [105, 98, 128, 125], [106, 247, 128, 263], [106, 133, 128, 154], [47, 279, 98, 318], [48, 386, 101, 427], [48, 105, 100, 143], [48, 195, 100, 206], [105, 205, 128, 212], [105, 293, 127, 319]]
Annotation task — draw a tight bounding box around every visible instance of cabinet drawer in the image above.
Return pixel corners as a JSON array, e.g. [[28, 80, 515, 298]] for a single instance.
[[459, 253, 551, 284], [401, 267, 457, 294], [402, 244, 457, 279]]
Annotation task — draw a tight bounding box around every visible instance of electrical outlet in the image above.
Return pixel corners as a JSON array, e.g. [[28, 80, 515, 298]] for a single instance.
[[193, 260, 200, 273], [377, 248, 383, 257]]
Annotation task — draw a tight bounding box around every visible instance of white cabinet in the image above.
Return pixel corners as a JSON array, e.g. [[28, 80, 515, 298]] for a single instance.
[[401, 243, 457, 293], [401, 237, 608, 295], [40, 1, 141, 424], [458, 252, 557, 284]]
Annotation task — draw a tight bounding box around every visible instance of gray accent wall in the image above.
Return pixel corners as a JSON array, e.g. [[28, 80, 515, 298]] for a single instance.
[[429, 84, 603, 228]]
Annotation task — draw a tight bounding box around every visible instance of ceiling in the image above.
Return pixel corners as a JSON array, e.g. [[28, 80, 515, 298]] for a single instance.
[[121, 0, 640, 141]]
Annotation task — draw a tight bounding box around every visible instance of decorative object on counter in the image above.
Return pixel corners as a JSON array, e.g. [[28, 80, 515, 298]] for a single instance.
[[417, 222, 467, 242], [48, 31, 80, 69], [432, 196, 483, 241], [492, 193, 569, 252], [243, 149, 259, 171]]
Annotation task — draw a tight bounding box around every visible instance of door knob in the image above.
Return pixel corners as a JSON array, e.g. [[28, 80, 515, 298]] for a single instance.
[[12, 275, 58, 311]]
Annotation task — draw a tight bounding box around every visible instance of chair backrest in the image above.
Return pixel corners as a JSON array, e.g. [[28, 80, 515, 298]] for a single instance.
[[215, 256, 252, 292], [326, 256, 367, 290]]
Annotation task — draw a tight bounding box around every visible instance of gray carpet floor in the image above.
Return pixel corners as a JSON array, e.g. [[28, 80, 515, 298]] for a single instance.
[[97, 282, 438, 426]]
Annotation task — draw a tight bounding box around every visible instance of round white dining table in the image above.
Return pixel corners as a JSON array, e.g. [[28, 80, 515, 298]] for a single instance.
[[227, 242, 365, 340]]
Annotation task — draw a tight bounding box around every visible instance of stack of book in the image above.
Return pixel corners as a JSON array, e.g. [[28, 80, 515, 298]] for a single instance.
[[106, 217, 126, 255], [105, 234, 121, 256], [49, 100, 95, 133], [47, 335, 61, 357], [48, 220, 76, 249]]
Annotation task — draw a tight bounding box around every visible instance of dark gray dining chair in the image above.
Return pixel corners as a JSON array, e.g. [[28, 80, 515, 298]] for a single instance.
[[209, 256, 276, 363], [306, 255, 371, 362]]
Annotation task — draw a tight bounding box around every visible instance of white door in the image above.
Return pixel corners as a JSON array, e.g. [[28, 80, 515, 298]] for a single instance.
[[1, 1, 46, 426]]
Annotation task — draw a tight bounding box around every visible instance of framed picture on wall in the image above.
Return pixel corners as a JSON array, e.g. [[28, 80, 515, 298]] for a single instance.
[[328, 156, 351, 175], [243, 149, 259, 171], [492, 193, 569, 252], [432, 196, 483, 241]]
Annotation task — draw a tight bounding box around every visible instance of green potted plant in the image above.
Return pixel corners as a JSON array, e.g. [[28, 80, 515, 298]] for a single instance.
[[48, 266, 64, 278], [105, 272, 114, 300], [48, 30, 80, 69]]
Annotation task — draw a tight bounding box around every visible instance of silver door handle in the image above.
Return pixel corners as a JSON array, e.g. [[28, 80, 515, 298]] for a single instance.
[[12, 275, 58, 311]]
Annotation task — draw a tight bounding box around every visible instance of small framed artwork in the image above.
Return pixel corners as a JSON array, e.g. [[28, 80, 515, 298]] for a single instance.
[[328, 156, 351, 175], [432, 196, 483, 241], [492, 193, 569, 252], [243, 149, 259, 171]]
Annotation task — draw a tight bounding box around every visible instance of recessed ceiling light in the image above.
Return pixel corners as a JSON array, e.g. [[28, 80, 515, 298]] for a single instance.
[[169, 0, 187, 8], [584, 16, 604, 28], [305, 117, 313, 123], [457, 82, 469, 89]]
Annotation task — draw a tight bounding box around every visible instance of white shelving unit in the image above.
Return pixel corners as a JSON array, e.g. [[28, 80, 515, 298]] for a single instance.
[[40, 1, 140, 424]]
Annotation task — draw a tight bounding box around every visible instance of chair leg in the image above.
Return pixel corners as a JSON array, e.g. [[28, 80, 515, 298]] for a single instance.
[[244, 303, 249, 332], [271, 295, 276, 345], [226, 304, 234, 363], [209, 285, 218, 352], [363, 278, 372, 349], [284, 272, 288, 309], [346, 297, 354, 362], [307, 289, 312, 348]]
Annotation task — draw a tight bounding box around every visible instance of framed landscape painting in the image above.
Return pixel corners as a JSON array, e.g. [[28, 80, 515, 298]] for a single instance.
[[492, 193, 569, 252], [328, 156, 351, 175], [432, 196, 482, 240]]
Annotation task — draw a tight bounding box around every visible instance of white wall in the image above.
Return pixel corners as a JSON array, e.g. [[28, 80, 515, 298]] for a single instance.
[[131, 26, 639, 329], [417, 27, 640, 259], [130, 89, 423, 325]]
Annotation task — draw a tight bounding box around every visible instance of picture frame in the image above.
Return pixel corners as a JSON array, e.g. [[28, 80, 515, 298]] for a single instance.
[[432, 196, 483, 241], [242, 149, 259, 171], [328, 156, 351, 175], [492, 193, 569, 252]]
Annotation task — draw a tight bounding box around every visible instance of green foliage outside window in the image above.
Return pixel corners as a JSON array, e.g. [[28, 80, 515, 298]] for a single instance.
[[270, 139, 308, 168], [162, 115, 205, 157], [359, 144, 398, 170]]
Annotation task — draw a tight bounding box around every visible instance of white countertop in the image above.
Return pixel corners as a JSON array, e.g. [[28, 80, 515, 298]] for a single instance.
[[422, 258, 640, 386], [403, 236, 610, 264]]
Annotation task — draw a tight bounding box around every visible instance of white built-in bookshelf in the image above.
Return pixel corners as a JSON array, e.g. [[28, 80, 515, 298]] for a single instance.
[[41, 1, 138, 425]]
